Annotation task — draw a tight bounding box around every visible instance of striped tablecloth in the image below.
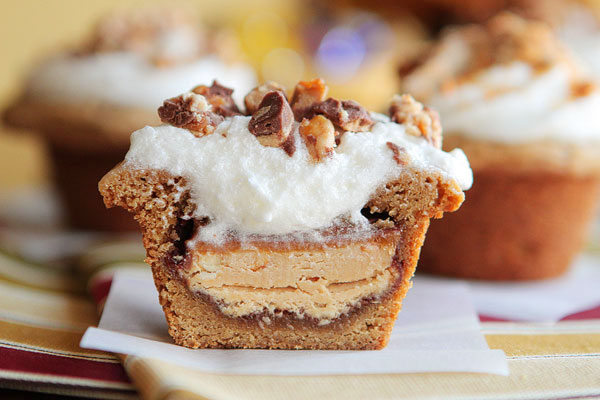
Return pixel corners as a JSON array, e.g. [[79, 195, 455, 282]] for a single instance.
[[0, 247, 135, 399], [1, 237, 599, 400]]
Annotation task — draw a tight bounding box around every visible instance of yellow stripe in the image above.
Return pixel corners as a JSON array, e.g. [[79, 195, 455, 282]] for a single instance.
[[486, 333, 600, 357], [0, 250, 82, 294], [125, 356, 600, 400], [124, 356, 170, 400], [0, 319, 116, 361], [78, 240, 145, 279], [0, 279, 97, 330]]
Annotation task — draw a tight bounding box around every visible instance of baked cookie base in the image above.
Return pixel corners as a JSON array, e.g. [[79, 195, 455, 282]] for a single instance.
[[3, 97, 160, 231], [420, 169, 600, 280], [50, 142, 139, 232]]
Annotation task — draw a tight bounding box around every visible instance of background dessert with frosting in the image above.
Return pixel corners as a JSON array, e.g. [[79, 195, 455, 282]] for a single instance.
[[2, 6, 257, 231], [401, 13, 600, 280]]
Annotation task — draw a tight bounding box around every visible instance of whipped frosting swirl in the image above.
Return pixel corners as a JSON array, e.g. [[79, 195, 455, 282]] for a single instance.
[[25, 53, 257, 109], [402, 13, 600, 145], [557, 7, 600, 80], [426, 62, 600, 144], [124, 115, 472, 242]]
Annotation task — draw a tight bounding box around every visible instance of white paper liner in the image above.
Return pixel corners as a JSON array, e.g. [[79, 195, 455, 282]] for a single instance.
[[80, 270, 508, 376], [422, 254, 600, 322]]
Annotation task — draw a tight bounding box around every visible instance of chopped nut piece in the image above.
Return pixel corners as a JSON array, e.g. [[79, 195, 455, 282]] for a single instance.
[[244, 82, 287, 115], [571, 81, 596, 99], [192, 81, 241, 117], [389, 94, 442, 149], [158, 92, 224, 137], [313, 98, 374, 132], [386, 142, 411, 166], [373, 218, 396, 229], [248, 91, 294, 148], [487, 13, 561, 70], [299, 115, 336, 162], [281, 135, 296, 157], [290, 79, 329, 121], [425, 107, 442, 146]]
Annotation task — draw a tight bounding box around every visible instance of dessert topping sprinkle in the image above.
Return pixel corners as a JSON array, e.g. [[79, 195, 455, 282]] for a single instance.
[[158, 79, 444, 155], [389, 94, 442, 149], [158, 92, 223, 137], [571, 81, 596, 99], [400, 13, 580, 100], [386, 142, 411, 166], [248, 91, 294, 149], [299, 115, 336, 162], [192, 81, 241, 117], [244, 82, 288, 115], [290, 79, 329, 121], [313, 98, 374, 133], [81, 7, 206, 66]]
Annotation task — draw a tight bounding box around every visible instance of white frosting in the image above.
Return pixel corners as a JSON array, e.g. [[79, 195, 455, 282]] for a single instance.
[[25, 52, 257, 109], [558, 8, 600, 80], [427, 62, 600, 144], [124, 115, 472, 242]]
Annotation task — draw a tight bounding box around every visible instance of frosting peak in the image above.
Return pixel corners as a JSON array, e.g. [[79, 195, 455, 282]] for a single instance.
[[24, 6, 257, 110], [403, 13, 578, 101], [402, 13, 600, 145], [26, 54, 256, 110]]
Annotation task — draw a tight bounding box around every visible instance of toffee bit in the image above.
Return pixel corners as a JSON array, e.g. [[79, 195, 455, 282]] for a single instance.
[[313, 98, 374, 132], [386, 142, 411, 165], [158, 92, 223, 137], [299, 115, 336, 162], [248, 91, 294, 149], [290, 78, 329, 121], [244, 82, 287, 115], [389, 94, 442, 149], [192, 81, 241, 117]]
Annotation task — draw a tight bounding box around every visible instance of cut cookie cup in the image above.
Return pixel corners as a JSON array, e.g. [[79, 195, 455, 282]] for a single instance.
[[99, 80, 471, 349], [100, 167, 464, 349]]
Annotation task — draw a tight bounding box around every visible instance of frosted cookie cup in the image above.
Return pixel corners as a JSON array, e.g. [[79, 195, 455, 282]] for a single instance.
[[99, 79, 472, 349], [401, 13, 600, 280], [3, 7, 256, 231]]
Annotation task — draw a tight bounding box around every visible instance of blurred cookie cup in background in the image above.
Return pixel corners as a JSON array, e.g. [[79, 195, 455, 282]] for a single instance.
[[401, 13, 600, 280], [2, 6, 256, 232], [335, 0, 536, 29]]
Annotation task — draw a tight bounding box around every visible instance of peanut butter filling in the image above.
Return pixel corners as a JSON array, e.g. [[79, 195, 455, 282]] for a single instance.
[[182, 232, 400, 323]]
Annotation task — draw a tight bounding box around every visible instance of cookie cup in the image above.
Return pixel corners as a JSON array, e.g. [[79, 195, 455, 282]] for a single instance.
[[3, 99, 158, 231], [420, 136, 600, 280]]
